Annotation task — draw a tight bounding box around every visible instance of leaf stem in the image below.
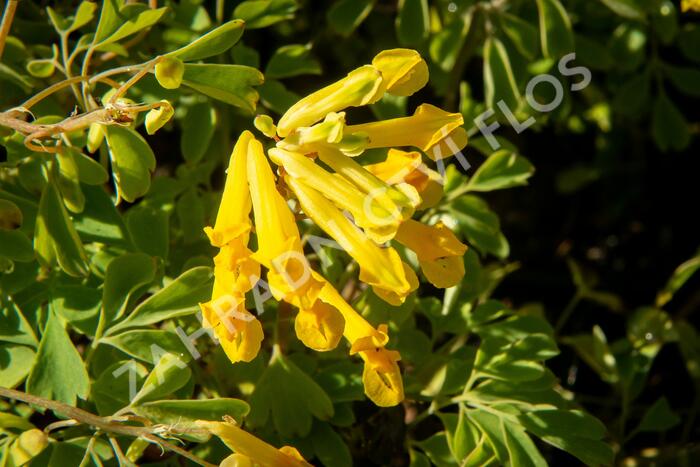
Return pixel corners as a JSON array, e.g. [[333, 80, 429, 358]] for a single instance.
[[0, 0, 18, 60], [554, 292, 582, 334]]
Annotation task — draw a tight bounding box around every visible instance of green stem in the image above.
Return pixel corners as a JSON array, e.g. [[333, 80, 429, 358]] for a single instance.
[[0, 0, 18, 61], [555, 292, 582, 334]]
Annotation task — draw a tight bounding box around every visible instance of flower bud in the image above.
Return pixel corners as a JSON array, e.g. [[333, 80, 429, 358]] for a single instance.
[[155, 56, 185, 89], [145, 100, 174, 135]]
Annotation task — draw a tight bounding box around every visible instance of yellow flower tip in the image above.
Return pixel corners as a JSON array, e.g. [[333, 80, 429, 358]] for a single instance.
[[212, 248, 261, 297], [395, 220, 468, 288], [372, 49, 429, 97], [369, 261, 419, 306], [682, 0, 700, 12], [199, 421, 313, 467], [425, 125, 469, 161], [361, 348, 404, 407], [254, 114, 277, 139], [365, 149, 444, 209], [295, 301, 345, 351], [277, 65, 384, 137], [200, 299, 263, 363], [349, 323, 390, 354]]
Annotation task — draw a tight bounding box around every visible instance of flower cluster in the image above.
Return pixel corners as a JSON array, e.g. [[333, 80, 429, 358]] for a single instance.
[[199, 49, 468, 408]]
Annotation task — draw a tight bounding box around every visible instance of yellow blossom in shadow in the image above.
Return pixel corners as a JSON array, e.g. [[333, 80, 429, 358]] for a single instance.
[[371, 48, 428, 96], [395, 219, 468, 288]]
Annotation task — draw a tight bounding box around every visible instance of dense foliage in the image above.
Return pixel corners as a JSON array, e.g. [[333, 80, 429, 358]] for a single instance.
[[1, 0, 698, 466]]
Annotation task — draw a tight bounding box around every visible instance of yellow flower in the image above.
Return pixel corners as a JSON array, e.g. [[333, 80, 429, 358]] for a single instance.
[[199, 421, 313, 467], [201, 296, 264, 363], [269, 147, 401, 243], [371, 48, 428, 96], [247, 135, 344, 351], [316, 281, 404, 407], [346, 103, 468, 160], [277, 65, 384, 137], [365, 149, 444, 209], [395, 220, 468, 288], [682, 0, 700, 12], [201, 132, 264, 364], [285, 174, 418, 305]]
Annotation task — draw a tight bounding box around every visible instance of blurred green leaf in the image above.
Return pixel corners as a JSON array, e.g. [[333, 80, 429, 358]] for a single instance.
[[182, 64, 264, 112], [599, 0, 645, 20], [664, 65, 700, 97], [131, 353, 192, 406], [467, 150, 534, 192], [483, 37, 521, 111], [47, 1, 98, 34], [126, 204, 170, 258], [258, 79, 300, 114], [652, 93, 690, 152], [56, 148, 85, 214], [656, 252, 700, 307], [26, 310, 90, 405], [500, 14, 539, 60], [265, 44, 321, 79], [181, 103, 217, 164], [311, 421, 352, 467], [104, 125, 157, 203], [95, 5, 168, 49], [132, 398, 249, 425], [102, 252, 157, 324], [327, 0, 374, 37], [447, 195, 510, 258], [0, 230, 33, 262], [234, 0, 298, 29], [636, 397, 680, 432], [396, 0, 429, 46], [536, 0, 574, 59]]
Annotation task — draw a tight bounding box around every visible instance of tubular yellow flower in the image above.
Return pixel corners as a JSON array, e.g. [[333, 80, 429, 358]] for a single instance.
[[365, 149, 444, 209], [201, 131, 264, 364], [317, 147, 420, 226], [395, 219, 468, 288], [247, 136, 344, 351], [277, 65, 385, 137], [201, 296, 264, 363], [269, 147, 400, 243], [198, 421, 312, 467], [371, 48, 429, 96], [345, 103, 468, 160], [316, 281, 404, 407], [286, 175, 417, 305], [682, 0, 700, 12]]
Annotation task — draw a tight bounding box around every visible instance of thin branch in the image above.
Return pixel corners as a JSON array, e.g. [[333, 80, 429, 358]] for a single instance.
[[0, 0, 18, 60]]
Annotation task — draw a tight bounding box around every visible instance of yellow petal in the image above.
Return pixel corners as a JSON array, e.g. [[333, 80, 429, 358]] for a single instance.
[[246, 136, 303, 264], [365, 149, 444, 209], [346, 104, 466, 157], [317, 147, 420, 226], [682, 0, 700, 12], [212, 240, 261, 297], [220, 453, 255, 467], [360, 348, 404, 407], [204, 131, 254, 247], [286, 176, 414, 303], [278, 65, 384, 137], [294, 300, 345, 351], [200, 298, 263, 363], [198, 421, 313, 467], [269, 148, 400, 243], [372, 49, 428, 96], [395, 220, 467, 288], [425, 126, 469, 161]]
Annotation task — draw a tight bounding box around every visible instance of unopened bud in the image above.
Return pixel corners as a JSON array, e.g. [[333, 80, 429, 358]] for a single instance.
[[155, 56, 185, 90], [145, 101, 174, 135]]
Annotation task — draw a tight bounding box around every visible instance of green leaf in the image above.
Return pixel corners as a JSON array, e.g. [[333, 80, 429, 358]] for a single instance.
[[483, 37, 521, 111], [166, 20, 245, 61], [92, 360, 148, 415], [95, 6, 168, 48], [26, 60, 55, 78], [249, 352, 334, 438], [599, 0, 645, 20], [652, 93, 690, 152], [430, 17, 470, 72], [636, 397, 680, 432], [396, 0, 429, 46], [72, 185, 131, 246], [258, 79, 300, 114], [56, 148, 85, 213], [500, 14, 539, 60], [102, 253, 157, 324], [0, 344, 36, 389], [501, 418, 547, 467], [131, 353, 192, 406], [104, 125, 156, 202], [0, 230, 33, 262], [233, 0, 298, 29], [48, 1, 97, 34], [51, 286, 101, 337], [310, 421, 352, 467], [610, 24, 646, 72], [126, 205, 169, 258], [327, 0, 374, 37], [447, 195, 510, 258], [415, 432, 458, 467], [664, 65, 700, 97], [176, 188, 206, 243], [181, 103, 217, 163], [70, 148, 109, 185], [0, 299, 37, 346], [679, 24, 700, 63], [466, 410, 508, 462], [265, 44, 321, 79], [34, 181, 89, 277], [653, 0, 678, 44], [102, 330, 190, 363], [181, 64, 264, 113], [26, 309, 90, 405], [110, 266, 213, 333], [467, 151, 534, 192], [656, 253, 700, 307], [132, 398, 250, 425], [535, 0, 574, 59]]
